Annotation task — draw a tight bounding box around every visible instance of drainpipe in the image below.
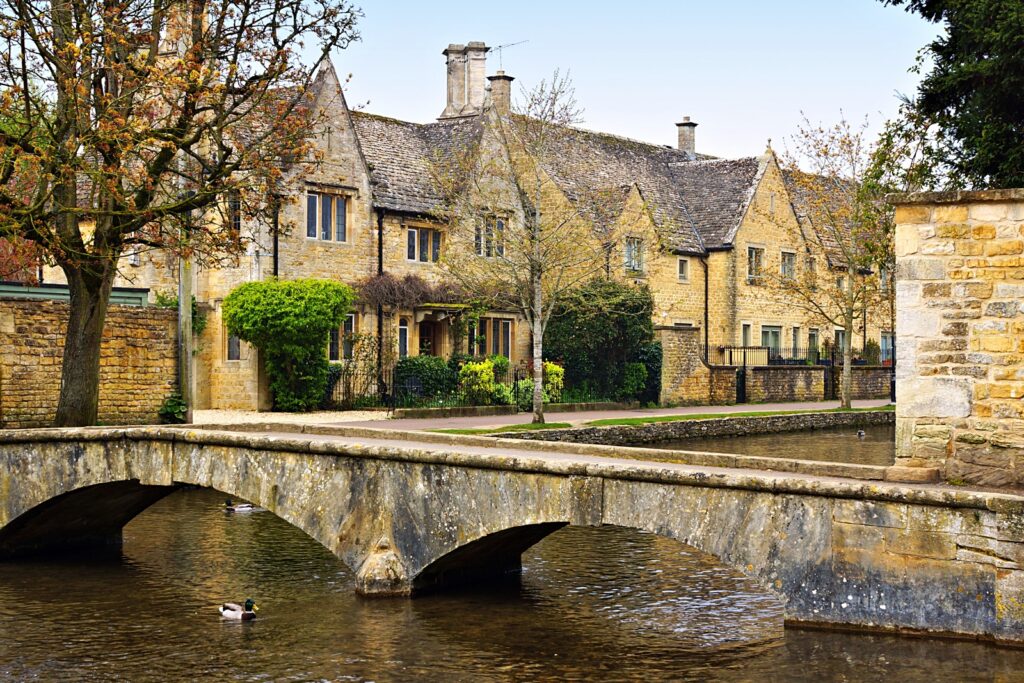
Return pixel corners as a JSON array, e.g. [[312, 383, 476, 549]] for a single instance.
[[376, 209, 386, 395], [701, 256, 709, 353], [271, 194, 281, 277]]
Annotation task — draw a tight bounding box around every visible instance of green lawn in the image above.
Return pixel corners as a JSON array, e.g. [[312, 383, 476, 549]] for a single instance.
[[585, 404, 894, 427], [429, 422, 573, 436]]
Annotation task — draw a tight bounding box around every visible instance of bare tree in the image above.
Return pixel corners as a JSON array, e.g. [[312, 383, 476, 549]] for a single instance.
[[432, 72, 609, 422], [0, 0, 360, 425], [771, 116, 889, 408]]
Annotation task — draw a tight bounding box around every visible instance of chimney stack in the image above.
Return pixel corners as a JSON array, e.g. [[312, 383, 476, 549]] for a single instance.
[[487, 70, 515, 115], [676, 117, 698, 159], [440, 41, 490, 119]]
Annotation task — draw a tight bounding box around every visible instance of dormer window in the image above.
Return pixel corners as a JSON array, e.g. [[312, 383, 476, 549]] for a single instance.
[[407, 226, 442, 262], [475, 217, 505, 258]]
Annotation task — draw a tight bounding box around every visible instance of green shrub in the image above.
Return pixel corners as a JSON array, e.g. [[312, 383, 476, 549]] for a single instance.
[[514, 378, 549, 411], [488, 354, 511, 378], [863, 339, 882, 365], [458, 359, 496, 405], [491, 383, 514, 406], [542, 361, 564, 403], [619, 362, 648, 401], [158, 392, 187, 424], [322, 363, 344, 408], [396, 355, 454, 398], [448, 352, 475, 375], [222, 278, 354, 412], [636, 341, 662, 405]]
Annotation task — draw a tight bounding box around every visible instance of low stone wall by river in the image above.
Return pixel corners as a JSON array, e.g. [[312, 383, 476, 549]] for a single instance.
[[502, 410, 895, 446]]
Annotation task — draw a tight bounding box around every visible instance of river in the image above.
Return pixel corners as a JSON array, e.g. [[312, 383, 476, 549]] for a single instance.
[[0, 487, 1020, 682]]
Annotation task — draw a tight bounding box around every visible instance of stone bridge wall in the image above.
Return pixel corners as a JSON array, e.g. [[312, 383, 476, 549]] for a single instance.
[[0, 428, 1021, 644], [894, 190, 1024, 488], [0, 299, 177, 428]]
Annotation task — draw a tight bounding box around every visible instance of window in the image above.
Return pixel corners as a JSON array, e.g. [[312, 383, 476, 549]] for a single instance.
[[881, 331, 895, 364], [781, 251, 796, 280], [227, 334, 241, 361], [835, 329, 846, 350], [469, 317, 512, 358], [879, 265, 891, 294], [228, 191, 242, 235], [806, 255, 817, 290], [741, 323, 752, 347], [624, 237, 644, 273], [747, 246, 764, 284], [329, 314, 356, 361], [808, 328, 819, 352], [677, 257, 690, 282], [836, 275, 846, 291], [398, 318, 409, 358], [306, 191, 347, 242], [761, 325, 782, 353], [407, 227, 442, 263], [791, 327, 800, 350], [475, 217, 505, 258], [127, 248, 140, 266]]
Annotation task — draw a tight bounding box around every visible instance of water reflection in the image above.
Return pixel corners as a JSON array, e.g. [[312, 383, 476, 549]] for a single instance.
[[629, 424, 897, 467], [0, 486, 1020, 682]]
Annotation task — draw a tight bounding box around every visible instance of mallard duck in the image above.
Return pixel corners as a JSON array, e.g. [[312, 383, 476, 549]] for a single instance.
[[224, 499, 260, 513], [219, 599, 258, 620]]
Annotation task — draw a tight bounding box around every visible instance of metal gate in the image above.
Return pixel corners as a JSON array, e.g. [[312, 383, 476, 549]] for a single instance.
[[736, 368, 747, 403], [824, 367, 838, 400]]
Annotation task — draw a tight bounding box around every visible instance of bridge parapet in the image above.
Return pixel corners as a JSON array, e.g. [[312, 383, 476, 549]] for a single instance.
[[0, 427, 1021, 644]]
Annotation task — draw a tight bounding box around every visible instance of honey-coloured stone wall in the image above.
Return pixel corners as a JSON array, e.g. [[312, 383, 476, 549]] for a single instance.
[[894, 189, 1024, 487], [0, 299, 177, 427]]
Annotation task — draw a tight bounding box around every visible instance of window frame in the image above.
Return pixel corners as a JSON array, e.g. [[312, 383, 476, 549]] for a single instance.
[[677, 257, 690, 282], [305, 191, 349, 243], [624, 236, 644, 274], [747, 246, 765, 284], [226, 333, 242, 362], [474, 216, 505, 258], [406, 226, 442, 263], [780, 250, 796, 280]]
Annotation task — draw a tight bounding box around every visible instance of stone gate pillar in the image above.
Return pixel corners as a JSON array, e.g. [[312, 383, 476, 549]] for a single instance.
[[893, 190, 1024, 487]]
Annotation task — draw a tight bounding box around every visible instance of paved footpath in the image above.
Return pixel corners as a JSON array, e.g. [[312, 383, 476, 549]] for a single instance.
[[330, 399, 892, 432]]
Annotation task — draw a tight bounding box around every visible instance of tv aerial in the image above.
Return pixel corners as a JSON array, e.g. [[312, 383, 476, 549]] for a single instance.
[[494, 40, 528, 70]]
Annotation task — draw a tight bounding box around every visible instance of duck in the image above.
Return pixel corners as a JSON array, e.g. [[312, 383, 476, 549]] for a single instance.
[[857, 430, 866, 439], [219, 599, 258, 621], [224, 499, 261, 513]]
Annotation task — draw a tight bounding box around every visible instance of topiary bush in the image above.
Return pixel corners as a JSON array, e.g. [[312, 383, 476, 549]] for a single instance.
[[458, 358, 496, 405], [222, 278, 354, 412], [395, 355, 455, 398]]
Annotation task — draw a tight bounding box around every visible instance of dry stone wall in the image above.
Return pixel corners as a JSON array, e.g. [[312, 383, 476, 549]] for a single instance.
[[0, 299, 177, 427], [894, 189, 1024, 487]]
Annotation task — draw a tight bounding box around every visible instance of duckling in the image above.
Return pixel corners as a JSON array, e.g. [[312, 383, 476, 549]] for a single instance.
[[219, 599, 258, 621], [224, 498, 261, 513], [857, 430, 866, 439]]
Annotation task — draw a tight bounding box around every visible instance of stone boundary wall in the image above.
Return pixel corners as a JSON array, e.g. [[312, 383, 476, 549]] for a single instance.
[[500, 409, 895, 447], [709, 367, 737, 404], [893, 189, 1024, 488], [747, 366, 823, 403], [0, 299, 177, 427], [655, 326, 713, 405], [851, 366, 892, 400]]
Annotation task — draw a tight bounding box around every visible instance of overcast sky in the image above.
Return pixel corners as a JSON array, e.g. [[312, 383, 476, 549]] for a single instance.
[[334, 1, 941, 159]]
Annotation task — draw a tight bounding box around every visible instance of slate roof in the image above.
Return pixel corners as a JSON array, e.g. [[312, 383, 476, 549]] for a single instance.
[[348, 108, 765, 255], [782, 169, 856, 265], [350, 111, 483, 215]]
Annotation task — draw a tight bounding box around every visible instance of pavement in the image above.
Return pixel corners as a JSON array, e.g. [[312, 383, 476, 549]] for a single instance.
[[320, 398, 893, 432]]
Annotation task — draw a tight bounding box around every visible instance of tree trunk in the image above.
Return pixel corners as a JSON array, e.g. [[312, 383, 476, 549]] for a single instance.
[[531, 269, 545, 424], [54, 266, 116, 427], [841, 311, 854, 410]]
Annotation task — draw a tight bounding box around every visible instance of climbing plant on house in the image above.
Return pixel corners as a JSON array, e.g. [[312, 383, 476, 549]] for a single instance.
[[223, 279, 354, 412]]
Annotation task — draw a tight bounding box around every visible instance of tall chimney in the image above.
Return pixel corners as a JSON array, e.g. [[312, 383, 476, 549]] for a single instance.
[[487, 70, 514, 115], [440, 44, 467, 119], [464, 42, 489, 113], [676, 117, 698, 159]]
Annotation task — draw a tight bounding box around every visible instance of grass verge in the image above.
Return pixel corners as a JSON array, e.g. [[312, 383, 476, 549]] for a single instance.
[[429, 422, 573, 436], [585, 404, 894, 427]]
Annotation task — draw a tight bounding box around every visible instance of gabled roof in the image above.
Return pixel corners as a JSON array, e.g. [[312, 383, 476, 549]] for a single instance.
[[350, 111, 483, 215], [668, 157, 763, 249], [526, 124, 708, 254], [782, 169, 856, 266]]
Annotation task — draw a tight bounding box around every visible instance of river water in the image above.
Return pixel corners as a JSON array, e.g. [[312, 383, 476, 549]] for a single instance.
[[1, 486, 1021, 682], [627, 424, 897, 467]]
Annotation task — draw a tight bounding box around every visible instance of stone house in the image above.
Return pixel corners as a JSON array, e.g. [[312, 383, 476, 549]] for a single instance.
[[37, 40, 888, 410]]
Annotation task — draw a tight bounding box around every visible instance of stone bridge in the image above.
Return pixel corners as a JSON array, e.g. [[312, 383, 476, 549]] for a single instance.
[[0, 426, 1022, 645]]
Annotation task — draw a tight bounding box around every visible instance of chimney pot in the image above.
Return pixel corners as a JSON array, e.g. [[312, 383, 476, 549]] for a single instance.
[[487, 70, 515, 115], [440, 42, 490, 119], [676, 117, 698, 159]]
